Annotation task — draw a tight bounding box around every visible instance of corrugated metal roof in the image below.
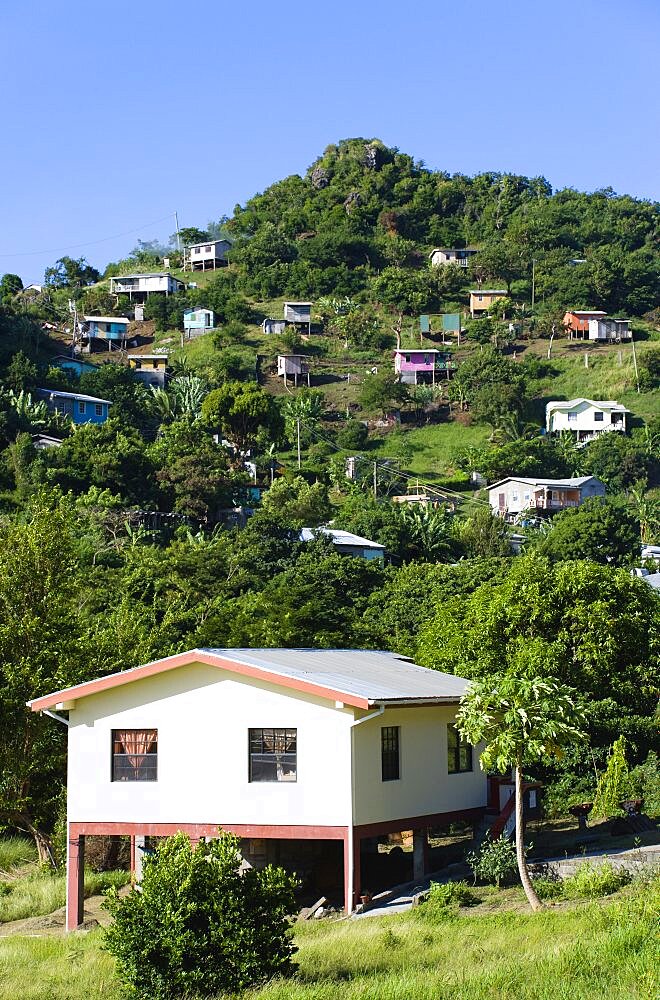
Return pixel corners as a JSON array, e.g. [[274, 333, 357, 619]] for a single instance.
[[300, 528, 385, 550], [546, 398, 629, 412], [488, 476, 600, 489], [36, 388, 112, 405], [200, 648, 467, 703]]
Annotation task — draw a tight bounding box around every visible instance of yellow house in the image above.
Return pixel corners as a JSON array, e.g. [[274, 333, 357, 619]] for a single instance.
[[469, 289, 507, 317], [128, 354, 168, 388]]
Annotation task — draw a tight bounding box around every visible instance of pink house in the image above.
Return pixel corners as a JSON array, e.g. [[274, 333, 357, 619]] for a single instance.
[[394, 349, 456, 385]]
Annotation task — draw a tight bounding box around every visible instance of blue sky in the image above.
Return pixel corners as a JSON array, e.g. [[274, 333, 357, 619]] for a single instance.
[[1, 0, 658, 284]]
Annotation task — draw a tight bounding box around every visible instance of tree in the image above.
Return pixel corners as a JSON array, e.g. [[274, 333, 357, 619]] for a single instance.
[[0, 273, 23, 302], [104, 831, 297, 1000], [415, 556, 659, 771], [0, 494, 91, 858], [456, 674, 586, 910], [591, 736, 631, 819], [628, 483, 660, 544], [201, 382, 283, 452], [456, 507, 512, 558], [44, 256, 100, 288], [260, 475, 331, 526], [4, 351, 38, 391], [79, 364, 150, 428], [539, 498, 640, 566], [358, 373, 409, 417], [175, 226, 209, 247], [282, 390, 324, 449]]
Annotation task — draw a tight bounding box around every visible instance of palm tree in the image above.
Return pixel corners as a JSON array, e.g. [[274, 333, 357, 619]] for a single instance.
[[456, 674, 586, 912], [553, 431, 582, 476], [628, 482, 660, 544], [399, 504, 455, 561], [489, 413, 539, 446], [147, 375, 207, 423]]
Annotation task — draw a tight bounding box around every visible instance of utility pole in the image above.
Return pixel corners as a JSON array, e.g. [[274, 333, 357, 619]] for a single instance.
[[631, 332, 640, 393], [531, 258, 537, 311], [373, 461, 378, 498], [296, 418, 301, 469], [174, 211, 181, 252]]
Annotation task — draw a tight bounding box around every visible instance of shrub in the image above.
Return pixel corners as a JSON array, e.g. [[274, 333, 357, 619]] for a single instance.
[[466, 836, 518, 887], [592, 737, 632, 819], [336, 419, 369, 450], [629, 751, 660, 815], [104, 831, 298, 1000], [562, 860, 632, 899]]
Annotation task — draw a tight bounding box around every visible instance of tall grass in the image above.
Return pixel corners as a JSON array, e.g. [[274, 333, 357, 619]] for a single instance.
[[0, 837, 37, 872], [0, 882, 656, 1000], [0, 871, 128, 924]]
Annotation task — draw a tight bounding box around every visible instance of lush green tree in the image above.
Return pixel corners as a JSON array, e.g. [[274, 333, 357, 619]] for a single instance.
[[456, 506, 513, 558], [79, 363, 151, 428], [46, 419, 158, 504], [538, 499, 640, 565], [358, 373, 409, 416], [457, 674, 586, 910], [0, 273, 23, 302], [336, 419, 369, 450], [260, 475, 331, 526], [201, 381, 283, 452], [581, 434, 656, 491], [415, 556, 659, 763], [282, 390, 325, 449], [104, 831, 297, 1000], [4, 350, 38, 391], [0, 495, 91, 857], [44, 256, 99, 288]]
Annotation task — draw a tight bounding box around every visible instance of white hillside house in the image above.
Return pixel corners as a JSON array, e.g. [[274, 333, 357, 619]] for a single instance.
[[30, 648, 487, 928], [183, 240, 231, 271], [546, 398, 629, 444], [109, 273, 184, 299], [489, 476, 606, 519]]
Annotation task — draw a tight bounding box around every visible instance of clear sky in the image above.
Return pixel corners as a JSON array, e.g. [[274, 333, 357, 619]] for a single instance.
[[1, 0, 658, 284]]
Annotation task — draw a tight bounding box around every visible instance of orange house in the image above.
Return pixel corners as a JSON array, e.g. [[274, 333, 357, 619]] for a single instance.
[[563, 310, 607, 337], [469, 289, 507, 318]]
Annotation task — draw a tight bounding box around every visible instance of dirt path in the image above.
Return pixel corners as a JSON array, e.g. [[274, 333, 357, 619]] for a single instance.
[[0, 894, 110, 937]]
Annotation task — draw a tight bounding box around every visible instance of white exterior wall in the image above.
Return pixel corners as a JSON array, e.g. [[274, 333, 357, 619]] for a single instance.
[[488, 480, 537, 515], [351, 706, 487, 826], [547, 402, 624, 433], [66, 662, 355, 828]]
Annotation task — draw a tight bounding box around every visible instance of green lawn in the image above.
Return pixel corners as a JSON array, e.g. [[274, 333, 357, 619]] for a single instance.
[[0, 883, 657, 1000], [369, 421, 490, 483]]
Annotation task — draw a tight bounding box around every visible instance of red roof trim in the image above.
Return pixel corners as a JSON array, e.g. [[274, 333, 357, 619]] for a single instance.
[[28, 650, 371, 712]]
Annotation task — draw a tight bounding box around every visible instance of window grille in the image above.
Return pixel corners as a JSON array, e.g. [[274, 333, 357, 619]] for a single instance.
[[249, 728, 297, 782], [381, 726, 400, 781], [112, 729, 158, 781], [447, 724, 472, 773]]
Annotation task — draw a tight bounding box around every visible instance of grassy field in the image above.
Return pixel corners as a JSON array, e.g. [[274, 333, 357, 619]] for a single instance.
[[0, 881, 656, 1000]]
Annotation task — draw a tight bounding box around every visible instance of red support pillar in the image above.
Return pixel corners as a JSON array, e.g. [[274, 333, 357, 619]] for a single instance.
[[129, 835, 136, 875], [66, 829, 85, 932], [343, 828, 362, 914]]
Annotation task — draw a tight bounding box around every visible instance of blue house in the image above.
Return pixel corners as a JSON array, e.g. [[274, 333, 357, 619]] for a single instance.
[[83, 316, 131, 346], [183, 308, 214, 335], [36, 388, 112, 425]]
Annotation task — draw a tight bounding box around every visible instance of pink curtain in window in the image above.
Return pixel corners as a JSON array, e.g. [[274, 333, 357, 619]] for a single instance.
[[117, 730, 157, 769]]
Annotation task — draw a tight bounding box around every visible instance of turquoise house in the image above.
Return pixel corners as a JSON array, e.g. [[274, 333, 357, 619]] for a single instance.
[[36, 388, 112, 425], [183, 308, 214, 334], [83, 316, 130, 345]]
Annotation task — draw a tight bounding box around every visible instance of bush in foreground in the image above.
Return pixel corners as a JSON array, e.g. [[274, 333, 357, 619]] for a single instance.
[[104, 831, 297, 1000]]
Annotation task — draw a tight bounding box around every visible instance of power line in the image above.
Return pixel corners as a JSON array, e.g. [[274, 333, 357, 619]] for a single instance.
[[0, 213, 176, 259]]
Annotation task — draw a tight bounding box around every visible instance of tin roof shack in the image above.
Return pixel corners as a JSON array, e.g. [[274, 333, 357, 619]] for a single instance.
[[283, 301, 312, 334], [277, 354, 310, 387], [183, 240, 231, 272], [36, 388, 112, 425], [469, 289, 507, 318], [546, 398, 629, 445], [587, 318, 632, 342], [563, 310, 607, 339], [109, 273, 184, 300], [300, 527, 385, 561], [82, 316, 131, 350], [29, 647, 486, 927], [128, 354, 168, 388], [393, 348, 456, 385], [430, 247, 477, 268], [262, 318, 287, 336], [488, 476, 606, 520]]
